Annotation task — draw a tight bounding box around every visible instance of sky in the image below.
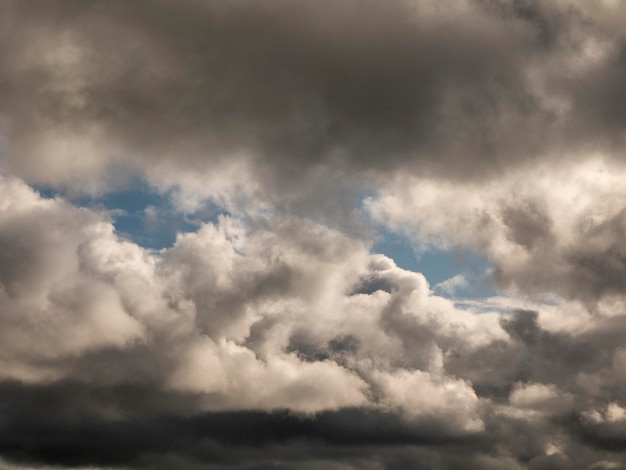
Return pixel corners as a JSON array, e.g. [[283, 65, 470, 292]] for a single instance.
[[1, 1, 626, 468]]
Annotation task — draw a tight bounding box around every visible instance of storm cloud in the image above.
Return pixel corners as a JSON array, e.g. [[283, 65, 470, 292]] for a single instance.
[[2, 0, 626, 195]]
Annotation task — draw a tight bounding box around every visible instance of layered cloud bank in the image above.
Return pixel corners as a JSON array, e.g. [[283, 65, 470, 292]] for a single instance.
[[0, 176, 625, 469], [3, 0, 626, 201], [2, 0, 626, 469]]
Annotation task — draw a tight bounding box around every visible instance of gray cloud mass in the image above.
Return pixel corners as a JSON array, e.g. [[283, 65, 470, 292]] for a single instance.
[[2, 1, 626, 469], [2, 0, 625, 191]]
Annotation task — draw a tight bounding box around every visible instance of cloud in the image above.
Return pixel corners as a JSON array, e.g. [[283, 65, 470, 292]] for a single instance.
[[3, 0, 626, 468], [0, 177, 507, 465], [0, 176, 147, 382], [367, 157, 626, 303], [1, 176, 626, 467], [434, 274, 469, 296], [0, 177, 546, 467], [1, 0, 625, 208], [508, 382, 574, 415]]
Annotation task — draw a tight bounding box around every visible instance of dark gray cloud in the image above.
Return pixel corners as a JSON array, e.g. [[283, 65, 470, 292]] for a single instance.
[[1, 0, 623, 196], [0, 379, 491, 469], [446, 309, 626, 464]]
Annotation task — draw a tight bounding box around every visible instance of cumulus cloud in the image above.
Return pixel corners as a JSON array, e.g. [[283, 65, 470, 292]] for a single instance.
[[367, 157, 626, 304], [0, 175, 625, 467], [0, 177, 506, 467]]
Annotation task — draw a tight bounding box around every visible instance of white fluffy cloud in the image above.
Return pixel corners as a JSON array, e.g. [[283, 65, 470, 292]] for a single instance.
[[0, 176, 506, 422], [367, 157, 626, 303], [0, 176, 146, 381]]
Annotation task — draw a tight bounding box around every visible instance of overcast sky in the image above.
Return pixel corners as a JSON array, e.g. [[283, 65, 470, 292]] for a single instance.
[[2, 1, 626, 469]]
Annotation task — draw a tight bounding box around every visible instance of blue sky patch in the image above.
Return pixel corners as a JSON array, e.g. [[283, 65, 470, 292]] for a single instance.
[[35, 181, 496, 298], [373, 231, 497, 298], [34, 179, 227, 250]]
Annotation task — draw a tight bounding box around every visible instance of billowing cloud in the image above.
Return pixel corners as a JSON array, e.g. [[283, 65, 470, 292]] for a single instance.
[[3, 0, 626, 468], [367, 157, 626, 303], [1, 0, 626, 204], [0, 177, 624, 467]]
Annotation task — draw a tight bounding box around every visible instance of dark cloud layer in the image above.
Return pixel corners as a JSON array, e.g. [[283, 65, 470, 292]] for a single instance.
[[1, 0, 625, 193], [0, 381, 480, 468]]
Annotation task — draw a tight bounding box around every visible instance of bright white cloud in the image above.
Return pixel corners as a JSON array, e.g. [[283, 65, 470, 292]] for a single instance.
[[0, 175, 507, 419], [366, 157, 626, 303]]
